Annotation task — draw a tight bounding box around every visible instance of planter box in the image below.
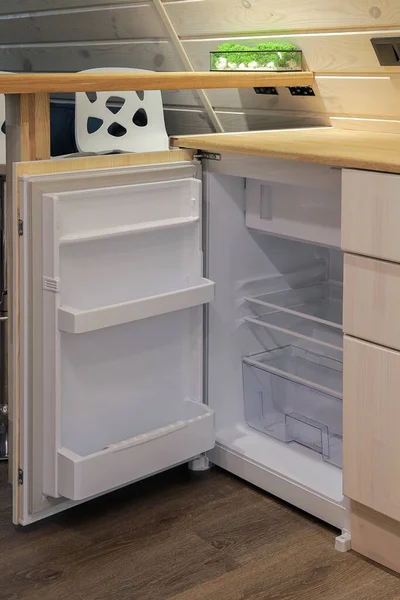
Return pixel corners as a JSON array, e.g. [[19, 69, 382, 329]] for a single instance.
[[210, 50, 302, 72]]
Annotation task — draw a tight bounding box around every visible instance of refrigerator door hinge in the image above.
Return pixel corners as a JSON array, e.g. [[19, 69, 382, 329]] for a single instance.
[[18, 468, 24, 485], [195, 151, 221, 162], [18, 219, 23, 236]]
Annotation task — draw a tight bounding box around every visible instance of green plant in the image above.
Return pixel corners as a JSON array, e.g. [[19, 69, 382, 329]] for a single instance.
[[211, 42, 300, 70]]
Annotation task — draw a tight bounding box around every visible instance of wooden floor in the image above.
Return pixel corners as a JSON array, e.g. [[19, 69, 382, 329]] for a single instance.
[[0, 463, 400, 600]]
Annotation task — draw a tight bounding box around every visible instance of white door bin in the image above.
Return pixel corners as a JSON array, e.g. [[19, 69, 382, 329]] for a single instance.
[[58, 399, 214, 500]]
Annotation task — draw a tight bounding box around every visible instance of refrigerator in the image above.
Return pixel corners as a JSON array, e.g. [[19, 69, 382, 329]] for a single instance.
[[14, 157, 346, 533]]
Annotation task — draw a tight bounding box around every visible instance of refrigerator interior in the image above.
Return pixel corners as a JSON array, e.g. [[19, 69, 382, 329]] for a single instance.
[[206, 170, 344, 511]]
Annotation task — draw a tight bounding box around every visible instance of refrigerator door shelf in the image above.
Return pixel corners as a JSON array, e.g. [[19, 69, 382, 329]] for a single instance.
[[57, 400, 214, 501], [59, 279, 215, 334]]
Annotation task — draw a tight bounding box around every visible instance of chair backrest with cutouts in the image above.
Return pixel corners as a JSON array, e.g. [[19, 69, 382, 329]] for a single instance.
[[75, 67, 169, 154]]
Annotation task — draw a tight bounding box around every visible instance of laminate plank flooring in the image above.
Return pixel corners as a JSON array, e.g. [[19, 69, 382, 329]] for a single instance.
[[0, 463, 399, 600]]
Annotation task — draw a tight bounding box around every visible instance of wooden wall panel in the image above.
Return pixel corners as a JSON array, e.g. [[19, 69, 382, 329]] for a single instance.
[[0, 41, 180, 73], [163, 75, 400, 123], [165, 107, 326, 134], [0, 0, 146, 14], [162, 90, 201, 107], [164, 0, 400, 36], [164, 0, 400, 132], [200, 87, 326, 113], [183, 31, 399, 75], [52, 90, 201, 108], [164, 108, 213, 134], [181, 31, 400, 128], [316, 76, 400, 119], [1, 0, 400, 135], [331, 117, 400, 134], [0, 39, 201, 108], [0, 4, 167, 44], [217, 109, 327, 131], [53, 91, 201, 109]]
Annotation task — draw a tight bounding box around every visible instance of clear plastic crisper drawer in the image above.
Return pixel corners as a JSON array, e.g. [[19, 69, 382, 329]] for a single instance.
[[243, 345, 343, 468]]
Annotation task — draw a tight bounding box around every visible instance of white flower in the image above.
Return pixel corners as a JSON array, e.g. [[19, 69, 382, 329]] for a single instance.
[[227, 62, 237, 69], [266, 61, 276, 70], [248, 61, 258, 69], [238, 63, 246, 70], [286, 59, 298, 70], [215, 57, 228, 70]]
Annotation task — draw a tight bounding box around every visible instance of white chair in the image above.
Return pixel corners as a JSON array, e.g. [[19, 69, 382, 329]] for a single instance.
[[75, 67, 169, 154]]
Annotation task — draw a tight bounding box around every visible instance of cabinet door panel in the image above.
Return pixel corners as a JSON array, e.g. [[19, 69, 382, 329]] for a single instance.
[[342, 169, 400, 262], [343, 253, 400, 351], [344, 336, 400, 522]]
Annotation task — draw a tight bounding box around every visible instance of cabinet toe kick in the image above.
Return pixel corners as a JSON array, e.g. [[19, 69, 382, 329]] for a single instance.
[[350, 501, 400, 574]]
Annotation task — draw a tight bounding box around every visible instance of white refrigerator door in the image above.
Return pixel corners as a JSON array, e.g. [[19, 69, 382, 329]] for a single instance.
[[18, 166, 215, 524]]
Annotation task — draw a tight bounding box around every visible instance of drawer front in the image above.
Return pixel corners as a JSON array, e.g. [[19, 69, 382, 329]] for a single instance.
[[246, 178, 341, 247], [342, 169, 400, 262], [344, 336, 400, 522], [344, 253, 400, 350]]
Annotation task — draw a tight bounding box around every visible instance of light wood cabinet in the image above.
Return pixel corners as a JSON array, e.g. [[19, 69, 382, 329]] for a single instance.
[[344, 253, 400, 351], [350, 501, 400, 574], [344, 336, 400, 523], [342, 169, 400, 262]]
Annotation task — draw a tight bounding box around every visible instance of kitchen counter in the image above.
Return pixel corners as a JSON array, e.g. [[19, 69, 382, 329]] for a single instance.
[[171, 127, 400, 174]]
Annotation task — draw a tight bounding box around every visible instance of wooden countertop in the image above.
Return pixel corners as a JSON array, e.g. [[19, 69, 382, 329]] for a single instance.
[[0, 71, 313, 94], [171, 128, 400, 174]]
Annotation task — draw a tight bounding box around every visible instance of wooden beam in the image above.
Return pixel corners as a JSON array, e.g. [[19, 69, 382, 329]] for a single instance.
[[0, 71, 313, 94], [20, 93, 51, 162], [152, 0, 223, 133]]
